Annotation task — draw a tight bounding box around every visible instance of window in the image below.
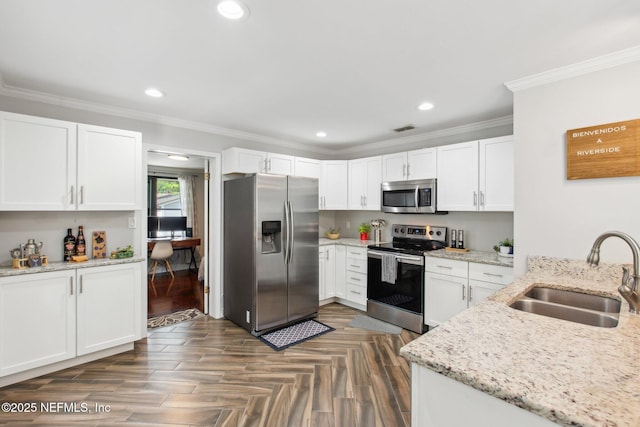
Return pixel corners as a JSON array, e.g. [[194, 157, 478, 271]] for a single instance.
[[148, 176, 182, 217]]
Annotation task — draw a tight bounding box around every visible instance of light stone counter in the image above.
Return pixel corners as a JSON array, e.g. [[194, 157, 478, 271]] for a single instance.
[[425, 248, 513, 268], [0, 257, 145, 278], [319, 237, 376, 248], [400, 256, 640, 426]]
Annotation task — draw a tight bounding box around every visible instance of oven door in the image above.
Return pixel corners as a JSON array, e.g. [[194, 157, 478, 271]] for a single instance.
[[367, 250, 424, 315], [380, 179, 436, 213]]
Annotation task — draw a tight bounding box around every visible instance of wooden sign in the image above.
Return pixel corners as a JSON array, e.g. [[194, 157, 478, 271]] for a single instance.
[[567, 119, 640, 180], [92, 231, 107, 258]]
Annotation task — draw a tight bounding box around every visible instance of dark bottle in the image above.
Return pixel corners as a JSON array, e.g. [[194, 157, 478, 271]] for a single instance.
[[63, 228, 76, 261], [75, 226, 86, 256]]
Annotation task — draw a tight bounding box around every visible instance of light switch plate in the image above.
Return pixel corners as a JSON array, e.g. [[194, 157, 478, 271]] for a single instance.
[[128, 217, 136, 228]]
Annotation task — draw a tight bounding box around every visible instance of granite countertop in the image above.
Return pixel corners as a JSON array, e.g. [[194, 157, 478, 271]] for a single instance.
[[425, 248, 514, 268], [400, 256, 640, 427], [319, 237, 376, 248], [0, 257, 145, 278]]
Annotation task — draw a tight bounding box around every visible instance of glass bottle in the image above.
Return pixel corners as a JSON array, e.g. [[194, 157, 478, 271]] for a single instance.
[[75, 226, 86, 256], [63, 228, 76, 261]]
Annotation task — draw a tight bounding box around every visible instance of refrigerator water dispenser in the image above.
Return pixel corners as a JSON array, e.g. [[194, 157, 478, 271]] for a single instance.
[[261, 220, 281, 254]]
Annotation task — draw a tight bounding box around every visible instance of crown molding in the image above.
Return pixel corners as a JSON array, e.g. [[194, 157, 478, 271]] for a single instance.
[[0, 75, 511, 159], [0, 78, 332, 154], [336, 115, 513, 157], [505, 45, 640, 92]]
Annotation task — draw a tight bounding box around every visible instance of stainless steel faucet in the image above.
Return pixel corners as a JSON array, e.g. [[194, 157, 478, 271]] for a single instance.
[[587, 231, 640, 314]]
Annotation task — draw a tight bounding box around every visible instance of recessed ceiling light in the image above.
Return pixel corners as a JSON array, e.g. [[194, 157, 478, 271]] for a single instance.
[[217, 0, 249, 20], [417, 102, 434, 111], [145, 88, 165, 98], [168, 154, 189, 161], [316, 131, 327, 138]]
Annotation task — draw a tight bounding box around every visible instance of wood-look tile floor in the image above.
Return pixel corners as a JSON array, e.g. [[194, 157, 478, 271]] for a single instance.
[[0, 303, 419, 426]]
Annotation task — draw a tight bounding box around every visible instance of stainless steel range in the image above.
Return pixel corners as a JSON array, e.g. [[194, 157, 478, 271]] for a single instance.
[[367, 224, 447, 333]]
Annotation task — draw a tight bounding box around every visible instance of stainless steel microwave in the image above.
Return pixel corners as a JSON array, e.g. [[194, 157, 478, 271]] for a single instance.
[[381, 178, 445, 214]]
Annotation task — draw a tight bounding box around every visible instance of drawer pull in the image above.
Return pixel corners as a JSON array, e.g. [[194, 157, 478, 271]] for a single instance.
[[350, 290, 361, 295], [437, 265, 453, 269], [350, 277, 361, 282], [482, 272, 503, 277], [350, 264, 360, 268]]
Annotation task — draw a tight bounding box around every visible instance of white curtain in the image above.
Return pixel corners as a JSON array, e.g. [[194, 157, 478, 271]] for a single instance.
[[178, 174, 197, 237]]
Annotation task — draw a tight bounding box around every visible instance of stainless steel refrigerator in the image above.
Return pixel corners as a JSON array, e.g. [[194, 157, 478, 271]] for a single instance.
[[223, 173, 319, 336]]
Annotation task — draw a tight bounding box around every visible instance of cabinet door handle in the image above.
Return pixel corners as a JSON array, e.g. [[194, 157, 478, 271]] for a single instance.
[[473, 191, 477, 206], [79, 275, 83, 294], [80, 186, 85, 204], [364, 195, 367, 206], [480, 191, 485, 207], [483, 272, 503, 277], [469, 286, 473, 302], [402, 164, 407, 178], [70, 277, 74, 295], [70, 185, 74, 204], [406, 163, 411, 178], [268, 159, 272, 171], [462, 284, 466, 300]]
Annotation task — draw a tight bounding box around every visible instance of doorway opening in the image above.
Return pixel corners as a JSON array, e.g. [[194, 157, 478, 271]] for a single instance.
[[144, 148, 220, 321]]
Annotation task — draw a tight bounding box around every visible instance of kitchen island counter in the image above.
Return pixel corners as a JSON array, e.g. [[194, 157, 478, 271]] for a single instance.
[[401, 256, 640, 426]]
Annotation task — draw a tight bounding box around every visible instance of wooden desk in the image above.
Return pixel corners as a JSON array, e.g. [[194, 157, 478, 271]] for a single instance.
[[148, 237, 201, 272]]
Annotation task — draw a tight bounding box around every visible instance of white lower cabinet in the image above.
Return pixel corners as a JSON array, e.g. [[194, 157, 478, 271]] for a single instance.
[[344, 247, 367, 308], [424, 257, 513, 327], [319, 246, 336, 301], [0, 270, 76, 376], [77, 263, 140, 356], [318, 244, 366, 309], [0, 262, 142, 378]]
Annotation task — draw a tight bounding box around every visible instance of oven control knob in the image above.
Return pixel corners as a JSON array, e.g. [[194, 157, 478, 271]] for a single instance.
[[399, 227, 405, 234], [428, 230, 434, 235], [436, 231, 442, 236]]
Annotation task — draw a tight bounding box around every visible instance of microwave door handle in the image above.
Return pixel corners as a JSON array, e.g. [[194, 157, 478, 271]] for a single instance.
[[414, 186, 419, 212]]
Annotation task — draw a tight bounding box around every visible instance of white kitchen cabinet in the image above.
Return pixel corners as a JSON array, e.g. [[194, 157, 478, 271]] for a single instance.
[[381, 148, 437, 182], [344, 247, 367, 309], [76, 263, 140, 356], [77, 124, 141, 210], [436, 136, 513, 212], [319, 160, 348, 210], [0, 262, 142, 378], [0, 112, 142, 211], [334, 245, 346, 299], [424, 257, 513, 327], [222, 147, 294, 175], [348, 156, 382, 210], [319, 245, 336, 302], [294, 156, 321, 179], [0, 270, 76, 377], [479, 136, 514, 211]]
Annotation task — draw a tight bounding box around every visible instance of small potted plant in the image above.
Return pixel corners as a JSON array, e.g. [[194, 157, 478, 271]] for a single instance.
[[358, 223, 371, 240], [325, 227, 341, 240], [493, 238, 514, 256]]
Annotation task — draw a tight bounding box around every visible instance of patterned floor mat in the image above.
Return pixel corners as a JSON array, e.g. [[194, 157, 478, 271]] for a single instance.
[[147, 308, 205, 329], [258, 319, 334, 351]]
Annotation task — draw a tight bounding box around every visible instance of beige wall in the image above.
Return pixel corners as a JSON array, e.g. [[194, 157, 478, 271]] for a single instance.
[[512, 60, 640, 275]]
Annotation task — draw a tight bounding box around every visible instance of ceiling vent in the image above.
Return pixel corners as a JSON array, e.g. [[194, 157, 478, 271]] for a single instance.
[[393, 124, 415, 133]]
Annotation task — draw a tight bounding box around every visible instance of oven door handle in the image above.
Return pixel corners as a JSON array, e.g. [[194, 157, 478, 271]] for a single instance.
[[367, 250, 424, 266]]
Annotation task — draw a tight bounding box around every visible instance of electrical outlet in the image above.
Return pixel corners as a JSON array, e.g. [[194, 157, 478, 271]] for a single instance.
[[128, 217, 136, 228]]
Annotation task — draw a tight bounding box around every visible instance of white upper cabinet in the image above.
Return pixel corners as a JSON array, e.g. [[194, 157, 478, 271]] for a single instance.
[[222, 147, 294, 175], [348, 156, 382, 210], [478, 136, 514, 211], [77, 124, 141, 210], [382, 148, 436, 182], [0, 112, 76, 210], [294, 156, 321, 179], [320, 160, 348, 210], [0, 112, 141, 211], [436, 136, 513, 211]]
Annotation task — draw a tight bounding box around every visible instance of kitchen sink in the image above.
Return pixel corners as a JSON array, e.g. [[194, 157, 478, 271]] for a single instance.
[[510, 286, 620, 328]]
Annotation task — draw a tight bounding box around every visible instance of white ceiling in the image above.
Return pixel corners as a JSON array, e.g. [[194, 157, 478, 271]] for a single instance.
[[0, 0, 639, 151]]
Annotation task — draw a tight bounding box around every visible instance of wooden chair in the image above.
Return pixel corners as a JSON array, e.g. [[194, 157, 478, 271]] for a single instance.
[[149, 241, 174, 295]]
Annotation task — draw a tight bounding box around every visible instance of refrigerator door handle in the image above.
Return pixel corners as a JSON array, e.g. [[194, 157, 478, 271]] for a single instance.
[[283, 202, 290, 264], [288, 200, 295, 264]]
